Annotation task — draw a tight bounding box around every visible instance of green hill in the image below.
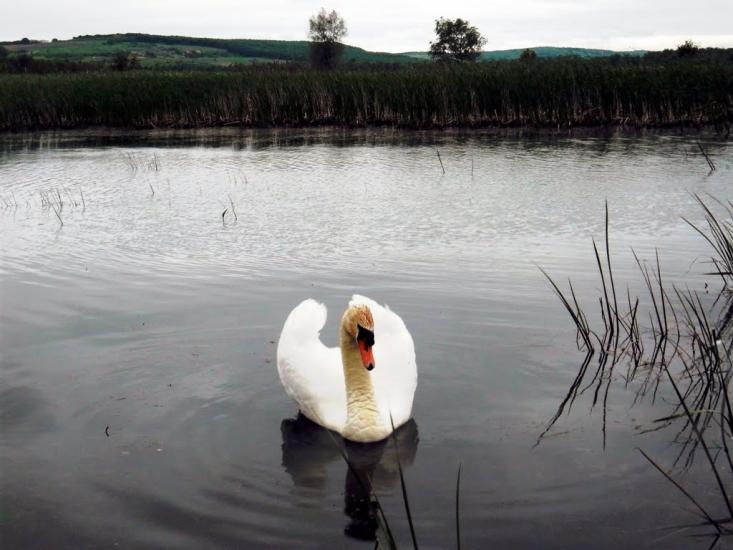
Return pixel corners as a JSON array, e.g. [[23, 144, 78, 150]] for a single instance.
[[3, 33, 417, 67], [402, 46, 647, 60], [2, 35, 649, 68]]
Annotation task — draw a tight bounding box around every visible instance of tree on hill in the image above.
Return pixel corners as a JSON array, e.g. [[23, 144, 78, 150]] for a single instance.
[[519, 48, 537, 62], [677, 40, 699, 57], [429, 18, 486, 62], [308, 8, 348, 69]]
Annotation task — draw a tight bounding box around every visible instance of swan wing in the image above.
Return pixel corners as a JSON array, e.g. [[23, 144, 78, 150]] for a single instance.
[[277, 299, 346, 432], [349, 295, 417, 428]]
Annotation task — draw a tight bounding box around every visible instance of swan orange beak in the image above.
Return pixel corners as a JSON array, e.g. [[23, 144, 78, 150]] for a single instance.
[[358, 340, 375, 371]]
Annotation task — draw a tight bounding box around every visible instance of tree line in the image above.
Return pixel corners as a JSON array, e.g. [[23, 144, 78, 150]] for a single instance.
[[308, 9, 487, 68]]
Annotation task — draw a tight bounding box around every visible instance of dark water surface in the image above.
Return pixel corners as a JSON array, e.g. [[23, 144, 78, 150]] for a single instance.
[[1, 129, 732, 549]]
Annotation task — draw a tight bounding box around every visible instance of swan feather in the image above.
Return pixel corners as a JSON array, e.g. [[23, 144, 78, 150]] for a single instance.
[[277, 295, 417, 439]]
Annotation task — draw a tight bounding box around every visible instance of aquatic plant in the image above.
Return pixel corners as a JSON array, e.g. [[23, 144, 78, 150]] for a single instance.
[[0, 58, 730, 131], [540, 197, 733, 539]]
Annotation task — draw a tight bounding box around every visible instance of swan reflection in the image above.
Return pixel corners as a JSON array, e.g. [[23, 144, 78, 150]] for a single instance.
[[281, 414, 419, 541]]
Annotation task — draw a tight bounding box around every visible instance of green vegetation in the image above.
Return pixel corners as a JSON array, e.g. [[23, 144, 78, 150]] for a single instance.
[[403, 46, 647, 61], [6, 33, 729, 71], [308, 9, 348, 69], [111, 51, 139, 71], [429, 18, 486, 62], [1, 58, 730, 131], [1, 33, 415, 69], [540, 197, 733, 536], [677, 39, 700, 57], [1, 32, 731, 131], [519, 48, 537, 62]]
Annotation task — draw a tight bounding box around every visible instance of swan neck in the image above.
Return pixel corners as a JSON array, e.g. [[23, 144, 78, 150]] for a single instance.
[[340, 328, 382, 440]]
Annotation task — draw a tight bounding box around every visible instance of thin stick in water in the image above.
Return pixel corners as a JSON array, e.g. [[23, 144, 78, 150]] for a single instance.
[[64, 186, 77, 207], [228, 194, 238, 221], [637, 448, 721, 531], [389, 415, 418, 549], [436, 150, 445, 175], [698, 142, 716, 173], [456, 463, 462, 550], [50, 202, 63, 227]]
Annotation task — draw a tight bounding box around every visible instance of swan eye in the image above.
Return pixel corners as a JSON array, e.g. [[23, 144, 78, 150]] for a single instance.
[[356, 325, 374, 347]]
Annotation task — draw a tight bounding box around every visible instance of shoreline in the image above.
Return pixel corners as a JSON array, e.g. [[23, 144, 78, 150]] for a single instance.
[[1, 123, 729, 140]]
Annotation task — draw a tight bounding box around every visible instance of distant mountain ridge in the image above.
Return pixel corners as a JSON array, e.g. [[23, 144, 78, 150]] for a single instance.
[[402, 46, 647, 60]]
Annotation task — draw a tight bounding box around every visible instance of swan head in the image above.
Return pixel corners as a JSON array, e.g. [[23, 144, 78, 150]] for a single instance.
[[341, 305, 375, 371]]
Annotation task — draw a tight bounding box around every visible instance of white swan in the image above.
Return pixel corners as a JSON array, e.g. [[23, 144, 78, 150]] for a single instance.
[[277, 295, 417, 443]]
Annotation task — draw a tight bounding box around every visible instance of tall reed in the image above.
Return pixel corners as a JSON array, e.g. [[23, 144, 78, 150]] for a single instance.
[[1, 59, 731, 131], [540, 198, 733, 536]]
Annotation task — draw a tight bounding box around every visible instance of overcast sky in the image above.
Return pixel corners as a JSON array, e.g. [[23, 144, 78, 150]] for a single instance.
[[3, 0, 732, 52]]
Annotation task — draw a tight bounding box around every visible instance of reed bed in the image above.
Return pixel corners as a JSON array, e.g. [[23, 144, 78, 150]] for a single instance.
[[540, 197, 733, 537], [1, 59, 731, 131]]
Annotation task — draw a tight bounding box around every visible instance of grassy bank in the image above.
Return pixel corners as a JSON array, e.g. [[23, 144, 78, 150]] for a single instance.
[[1, 59, 731, 131]]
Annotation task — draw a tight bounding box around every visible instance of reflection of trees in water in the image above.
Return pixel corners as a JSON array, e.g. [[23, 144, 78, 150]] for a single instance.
[[281, 414, 419, 542]]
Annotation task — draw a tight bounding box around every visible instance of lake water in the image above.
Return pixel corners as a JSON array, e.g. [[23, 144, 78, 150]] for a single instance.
[[1, 129, 731, 549]]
